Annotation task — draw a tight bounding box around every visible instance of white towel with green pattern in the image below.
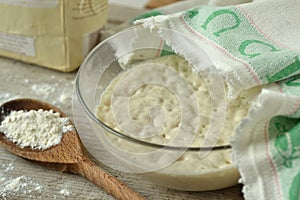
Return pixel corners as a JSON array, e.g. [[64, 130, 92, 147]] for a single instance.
[[137, 0, 300, 199]]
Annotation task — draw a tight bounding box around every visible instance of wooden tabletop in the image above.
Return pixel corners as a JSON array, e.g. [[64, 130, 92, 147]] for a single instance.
[[0, 2, 244, 200]]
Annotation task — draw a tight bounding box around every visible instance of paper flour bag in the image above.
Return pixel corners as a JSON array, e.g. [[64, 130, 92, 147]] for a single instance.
[[0, 0, 108, 72]]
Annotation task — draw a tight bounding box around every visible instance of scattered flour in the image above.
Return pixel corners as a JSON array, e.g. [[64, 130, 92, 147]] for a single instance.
[[3, 163, 14, 172], [0, 175, 44, 199], [0, 163, 73, 199], [0, 109, 74, 150], [59, 188, 71, 196], [59, 88, 73, 105], [31, 83, 57, 98], [0, 177, 5, 185]]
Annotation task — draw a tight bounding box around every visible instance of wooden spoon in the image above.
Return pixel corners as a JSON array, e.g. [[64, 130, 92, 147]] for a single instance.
[[0, 98, 144, 200]]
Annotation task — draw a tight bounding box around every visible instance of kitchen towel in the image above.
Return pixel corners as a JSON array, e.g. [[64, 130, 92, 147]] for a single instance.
[[137, 0, 300, 199]]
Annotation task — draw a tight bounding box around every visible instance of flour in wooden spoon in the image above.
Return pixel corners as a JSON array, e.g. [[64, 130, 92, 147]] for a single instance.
[[0, 109, 74, 150]]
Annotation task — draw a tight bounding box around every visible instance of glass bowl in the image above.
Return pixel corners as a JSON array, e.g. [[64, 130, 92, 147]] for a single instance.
[[73, 27, 240, 191]]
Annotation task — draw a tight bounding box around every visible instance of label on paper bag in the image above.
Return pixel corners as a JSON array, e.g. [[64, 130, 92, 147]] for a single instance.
[[0, 32, 35, 57]]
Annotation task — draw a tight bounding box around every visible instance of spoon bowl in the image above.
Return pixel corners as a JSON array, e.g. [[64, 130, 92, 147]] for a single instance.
[[0, 98, 82, 163], [0, 98, 144, 200]]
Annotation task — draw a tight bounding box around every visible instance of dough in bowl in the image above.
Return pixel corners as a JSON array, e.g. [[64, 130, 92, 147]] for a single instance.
[[96, 55, 260, 191]]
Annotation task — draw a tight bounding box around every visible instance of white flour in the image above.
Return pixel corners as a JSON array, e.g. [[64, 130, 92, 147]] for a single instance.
[[0, 109, 74, 150], [0, 163, 73, 199], [3, 163, 14, 172], [59, 188, 71, 196], [31, 83, 57, 98], [0, 175, 44, 199]]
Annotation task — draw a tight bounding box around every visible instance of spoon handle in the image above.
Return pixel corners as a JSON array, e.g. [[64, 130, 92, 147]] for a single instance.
[[71, 154, 145, 200]]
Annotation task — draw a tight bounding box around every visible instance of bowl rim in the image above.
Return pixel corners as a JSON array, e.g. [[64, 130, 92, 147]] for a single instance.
[[75, 27, 232, 152]]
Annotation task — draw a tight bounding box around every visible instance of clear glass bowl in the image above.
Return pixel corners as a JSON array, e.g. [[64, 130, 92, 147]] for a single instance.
[[73, 27, 239, 191]]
